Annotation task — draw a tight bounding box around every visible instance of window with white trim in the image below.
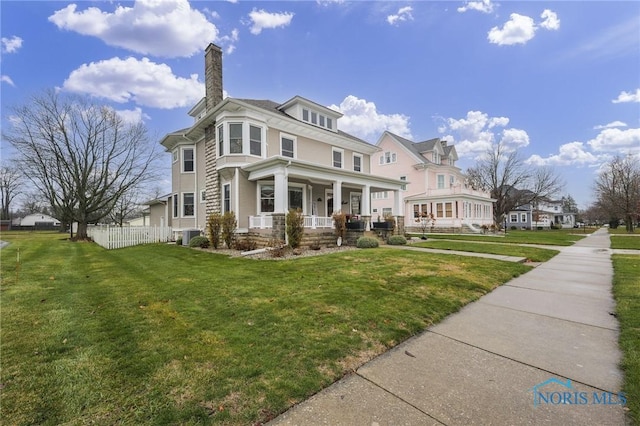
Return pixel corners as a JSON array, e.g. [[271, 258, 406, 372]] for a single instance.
[[172, 194, 178, 218], [200, 189, 206, 203], [433, 152, 440, 164], [437, 174, 445, 189], [183, 193, 195, 217], [510, 214, 518, 223], [450, 175, 455, 188], [217, 125, 224, 156], [172, 150, 178, 163], [521, 213, 527, 222], [332, 148, 343, 168], [353, 154, 363, 172], [301, 108, 334, 131], [260, 184, 274, 213], [379, 151, 397, 165], [229, 123, 243, 154], [289, 186, 303, 211], [223, 183, 231, 213], [372, 191, 389, 200], [400, 176, 407, 191], [350, 192, 361, 215], [281, 135, 295, 158], [249, 125, 262, 156], [182, 147, 194, 173]]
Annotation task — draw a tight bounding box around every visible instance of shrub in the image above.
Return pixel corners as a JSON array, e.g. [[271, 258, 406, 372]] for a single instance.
[[176, 237, 183, 246], [286, 208, 305, 249], [356, 236, 379, 248], [235, 238, 257, 252], [221, 211, 237, 249], [268, 239, 288, 258], [189, 236, 210, 248], [387, 235, 407, 245], [550, 223, 559, 230], [510, 226, 517, 230], [207, 213, 222, 249], [332, 211, 347, 240]]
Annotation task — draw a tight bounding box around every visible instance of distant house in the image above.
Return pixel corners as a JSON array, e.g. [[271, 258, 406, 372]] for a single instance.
[[507, 199, 575, 229], [16, 213, 61, 229], [507, 204, 533, 229], [370, 131, 495, 232]]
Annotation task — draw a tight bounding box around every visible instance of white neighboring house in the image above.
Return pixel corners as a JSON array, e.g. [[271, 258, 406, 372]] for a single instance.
[[17, 213, 61, 227], [532, 199, 576, 229]]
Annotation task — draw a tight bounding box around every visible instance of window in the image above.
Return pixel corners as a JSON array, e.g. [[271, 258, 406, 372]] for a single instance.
[[382, 208, 392, 216], [413, 203, 429, 218], [521, 213, 527, 222], [445, 202, 453, 218], [302, 109, 309, 121], [311, 111, 317, 125], [350, 193, 361, 215], [223, 184, 231, 213], [353, 154, 362, 172], [437, 175, 445, 189], [433, 152, 440, 164], [229, 123, 242, 154], [381, 151, 397, 165], [183, 193, 194, 217], [200, 189, 206, 203], [326, 117, 333, 129], [281, 136, 295, 158], [249, 125, 262, 156], [400, 176, 407, 191], [289, 186, 303, 211], [332, 148, 343, 168], [217, 125, 224, 156], [450, 175, 455, 188], [172, 150, 178, 163], [172, 194, 178, 218], [319, 115, 325, 127], [510, 214, 518, 223], [182, 148, 194, 173], [260, 184, 274, 213], [372, 191, 388, 200]]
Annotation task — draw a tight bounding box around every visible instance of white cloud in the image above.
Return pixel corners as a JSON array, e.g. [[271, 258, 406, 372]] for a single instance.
[[540, 9, 560, 31], [248, 8, 294, 35], [329, 95, 412, 142], [588, 127, 640, 153], [387, 6, 413, 26], [593, 121, 627, 130], [219, 29, 239, 54], [612, 88, 640, 103], [437, 110, 529, 157], [488, 13, 536, 45], [488, 9, 559, 46], [48, 0, 217, 58], [1, 36, 23, 54], [115, 107, 151, 124], [62, 57, 204, 109], [526, 142, 600, 166], [1, 75, 15, 86], [457, 0, 495, 14]]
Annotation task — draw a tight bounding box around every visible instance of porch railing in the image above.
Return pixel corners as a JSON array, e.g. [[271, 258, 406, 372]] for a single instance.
[[248, 215, 334, 229]]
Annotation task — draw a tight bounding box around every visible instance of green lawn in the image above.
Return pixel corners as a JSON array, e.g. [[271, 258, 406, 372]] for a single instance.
[[612, 254, 640, 425], [410, 240, 559, 262], [414, 229, 588, 246], [608, 227, 640, 235], [0, 232, 531, 425], [610, 236, 640, 250]]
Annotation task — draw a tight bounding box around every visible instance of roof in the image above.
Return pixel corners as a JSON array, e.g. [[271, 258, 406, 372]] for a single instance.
[[383, 132, 447, 165]]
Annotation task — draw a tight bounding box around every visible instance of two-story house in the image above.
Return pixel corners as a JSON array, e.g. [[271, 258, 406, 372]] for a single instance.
[[507, 198, 575, 229], [370, 131, 495, 233], [153, 43, 405, 243]]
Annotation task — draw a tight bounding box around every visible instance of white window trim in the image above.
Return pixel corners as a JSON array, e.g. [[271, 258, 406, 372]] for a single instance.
[[349, 191, 362, 215], [437, 174, 445, 189], [332, 147, 344, 169], [280, 133, 297, 158], [222, 182, 231, 213], [172, 193, 179, 218], [353, 153, 363, 172], [400, 175, 407, 191], [288, 182, 307, 215], [218, 121, 266, 158], [199, 189, 206, 203], [172, 149, 178, 163], [257, 181, 275, 215], [181, 146, 195, 174], [182, 192, 195, 218]]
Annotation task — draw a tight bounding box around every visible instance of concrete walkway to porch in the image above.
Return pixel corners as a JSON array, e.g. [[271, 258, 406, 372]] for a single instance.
[[268, 228, 626, 425]]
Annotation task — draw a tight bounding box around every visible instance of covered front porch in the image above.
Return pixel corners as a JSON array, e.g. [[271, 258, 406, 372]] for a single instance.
[[242, 157, 405, 234]]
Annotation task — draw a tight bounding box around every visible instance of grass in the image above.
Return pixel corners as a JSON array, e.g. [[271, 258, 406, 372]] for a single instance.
[[0, 231, 531, 425], [608, 227, 640, 235], [410, 240, 559, 262], [611, 236, 640, 250], [414, 229, 589, 246], [612, 254, 640, 425]]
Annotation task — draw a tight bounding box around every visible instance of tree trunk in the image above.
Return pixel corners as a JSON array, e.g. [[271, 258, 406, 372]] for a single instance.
[[76, 222, 89, 240]]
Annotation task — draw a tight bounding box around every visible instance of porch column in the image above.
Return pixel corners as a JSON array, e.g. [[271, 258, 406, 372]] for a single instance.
[[274, 170, 288, 213], [362, 184, 371, 230], [393, 190, 402, 216], [333, 180, 342, 214]]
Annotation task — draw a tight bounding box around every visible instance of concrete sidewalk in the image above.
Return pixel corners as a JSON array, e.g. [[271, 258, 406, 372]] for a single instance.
[[268, 228, 627, 425]]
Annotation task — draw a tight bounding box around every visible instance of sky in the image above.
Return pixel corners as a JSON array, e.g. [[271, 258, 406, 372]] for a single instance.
[[1, 0, 639, 209]]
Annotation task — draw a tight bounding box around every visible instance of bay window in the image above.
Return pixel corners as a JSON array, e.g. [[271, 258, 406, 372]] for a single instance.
[[229, 123, 242, 154]]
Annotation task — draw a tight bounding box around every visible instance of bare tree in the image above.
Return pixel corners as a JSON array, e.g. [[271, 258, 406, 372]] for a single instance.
[[594, 154, 640, 232], [108, 188, 143, 226], [466, 143, 564, 227], [0, 163, 22, 220], [3, 90, 160, 240]]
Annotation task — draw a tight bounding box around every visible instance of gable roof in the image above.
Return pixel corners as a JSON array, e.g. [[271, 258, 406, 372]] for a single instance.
[[379, 131, 454, 165]]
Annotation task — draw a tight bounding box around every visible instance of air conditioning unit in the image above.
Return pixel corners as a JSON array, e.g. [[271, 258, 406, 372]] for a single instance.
[[182, 229, 201, 246]]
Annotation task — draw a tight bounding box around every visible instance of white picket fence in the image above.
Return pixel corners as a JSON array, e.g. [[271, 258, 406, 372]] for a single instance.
[[88, 225, 173, 250]]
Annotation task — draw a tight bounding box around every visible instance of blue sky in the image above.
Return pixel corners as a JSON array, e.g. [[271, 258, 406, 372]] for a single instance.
[[1, 0, 639, 208]]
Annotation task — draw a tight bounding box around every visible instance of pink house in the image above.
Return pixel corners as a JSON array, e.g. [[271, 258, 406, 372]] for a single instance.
[[370, 131, 495, 233]]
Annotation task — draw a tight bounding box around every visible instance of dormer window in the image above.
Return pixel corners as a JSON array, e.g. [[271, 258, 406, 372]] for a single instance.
[[379, 151, 397, 165], [433, 152, 440, 164], [301, 107, 334, 131]]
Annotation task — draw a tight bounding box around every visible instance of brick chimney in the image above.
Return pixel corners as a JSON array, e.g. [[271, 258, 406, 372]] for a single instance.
[[204, 43, 223, 218], [204, 43, 223, 110]]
